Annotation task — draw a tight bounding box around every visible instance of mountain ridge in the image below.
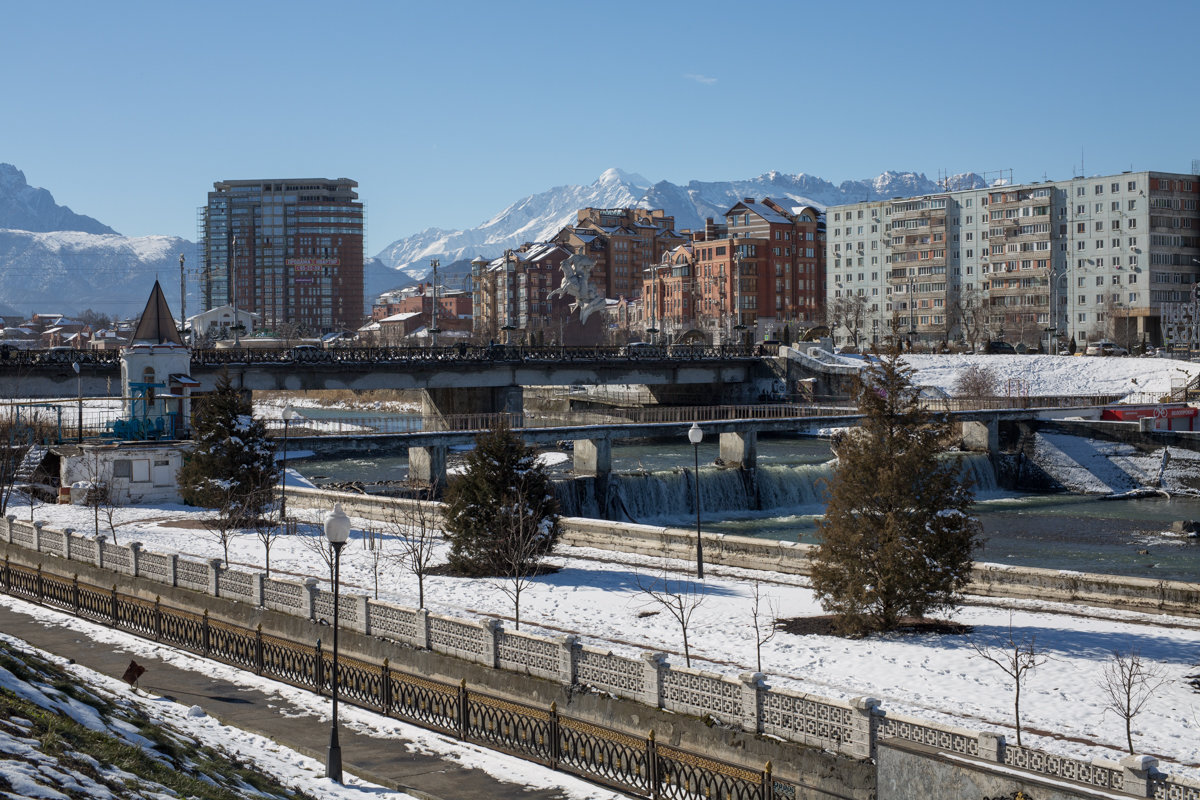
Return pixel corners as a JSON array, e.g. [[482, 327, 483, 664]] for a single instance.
[[375, 168, 988, 280]]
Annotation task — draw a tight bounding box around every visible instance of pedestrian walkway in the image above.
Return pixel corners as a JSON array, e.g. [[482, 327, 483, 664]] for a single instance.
[[0, 597, 624, 800]]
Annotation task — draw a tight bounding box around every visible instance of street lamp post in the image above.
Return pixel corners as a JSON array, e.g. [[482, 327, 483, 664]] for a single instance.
[[323, 503, 352, 783], [687, 422, 704, 580], [429, 258, 441, 348], [231, 236, 241, 348], [280, 405, 296, 522], [73, 361, 82, 442]]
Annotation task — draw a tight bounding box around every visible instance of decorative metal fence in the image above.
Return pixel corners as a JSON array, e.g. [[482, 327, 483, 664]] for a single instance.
[[0, 560, 789, 800]]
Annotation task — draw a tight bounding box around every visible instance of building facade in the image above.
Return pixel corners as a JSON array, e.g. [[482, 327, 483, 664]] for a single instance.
[[199, 178, 365, 333], [826, 170, 1200, 349], [553, 207, 685, 300]]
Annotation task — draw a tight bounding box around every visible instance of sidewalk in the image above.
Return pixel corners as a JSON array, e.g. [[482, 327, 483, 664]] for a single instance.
[[0, 597, 621, 800]]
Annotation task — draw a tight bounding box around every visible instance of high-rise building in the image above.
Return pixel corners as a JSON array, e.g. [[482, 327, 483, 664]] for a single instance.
[[826, 170, 1200, 349], [199, 178, 365, 333]]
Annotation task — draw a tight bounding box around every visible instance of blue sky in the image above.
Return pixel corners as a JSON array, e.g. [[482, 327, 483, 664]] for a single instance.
[[3, 0, 1197, 252]]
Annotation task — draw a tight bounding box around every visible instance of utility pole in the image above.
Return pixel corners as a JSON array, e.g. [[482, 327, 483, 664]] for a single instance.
[[429, 258, 440, 348], [179, 253, 186, 340], [231, 235, 241, 347]]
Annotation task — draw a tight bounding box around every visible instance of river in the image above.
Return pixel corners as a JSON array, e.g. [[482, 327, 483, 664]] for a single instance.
[[289, 419, 1200, 584]]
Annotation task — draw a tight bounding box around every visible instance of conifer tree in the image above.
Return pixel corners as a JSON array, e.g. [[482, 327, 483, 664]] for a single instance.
[[442, 421, 560, 576], [177, 373, 278, 525], [811, 345, 981, 634]]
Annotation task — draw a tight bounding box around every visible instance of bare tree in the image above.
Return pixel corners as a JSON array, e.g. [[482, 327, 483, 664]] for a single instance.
[[201, 492, 244, 568], [76, 450, 121, 543], [635, 572, 706, 667], [250, 490, 285, 577], [362, 522, 387, 600], [970, 621, 1049, 746], [952, 287, 988, 353], [297, 518, 336, 588], [491, 485, 554, 630], [749, 580, 779, 674], [1098, 649, 1168, 754], [953, 364, 999, 408], [384, 486, 442, 609]]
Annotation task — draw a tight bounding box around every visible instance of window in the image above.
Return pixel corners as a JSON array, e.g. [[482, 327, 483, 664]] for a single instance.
[[113, 460, 131, 479], [1112, 183, 1120, 193], [1128, 181, 1136, 191]]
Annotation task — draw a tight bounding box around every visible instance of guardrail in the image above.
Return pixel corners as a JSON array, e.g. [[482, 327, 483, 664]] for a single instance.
[[0, 556, 789, 800]]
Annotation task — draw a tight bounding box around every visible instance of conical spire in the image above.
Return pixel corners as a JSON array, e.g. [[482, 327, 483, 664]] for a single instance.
[[129, 280, 184, 346]]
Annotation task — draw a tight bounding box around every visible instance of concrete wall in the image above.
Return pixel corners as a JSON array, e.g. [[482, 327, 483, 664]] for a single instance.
[[285, 487, 1200, 619]]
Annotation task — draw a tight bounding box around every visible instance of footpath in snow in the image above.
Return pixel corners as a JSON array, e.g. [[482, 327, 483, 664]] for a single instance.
[[17, 497, 1200, 780]]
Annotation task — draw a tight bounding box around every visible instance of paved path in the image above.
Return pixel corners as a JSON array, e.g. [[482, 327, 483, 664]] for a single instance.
[[0, 597, 622, 800]]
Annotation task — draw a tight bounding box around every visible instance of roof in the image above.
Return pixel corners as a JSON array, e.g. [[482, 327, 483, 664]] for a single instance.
[[727, 199, 793, 225], [129, 281, 184, 346]]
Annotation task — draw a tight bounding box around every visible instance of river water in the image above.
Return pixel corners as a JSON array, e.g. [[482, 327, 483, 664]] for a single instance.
[[290, 419, 1200, 584]]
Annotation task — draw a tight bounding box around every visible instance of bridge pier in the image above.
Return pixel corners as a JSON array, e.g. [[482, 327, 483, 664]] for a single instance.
[[421, 386, 524, 426], [573, 437, 612, 518], [719, 430, 757, 468], [961, 419, 999, 455], [409, 445, 448, 490]]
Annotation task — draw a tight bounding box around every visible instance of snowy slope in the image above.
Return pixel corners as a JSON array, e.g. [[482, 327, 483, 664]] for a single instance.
[[887, 354, 1200, 401], [0, 228, 198, 318]]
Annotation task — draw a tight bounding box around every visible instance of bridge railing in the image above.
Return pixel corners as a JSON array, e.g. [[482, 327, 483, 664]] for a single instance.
[[188, 343, 759, 367], [921, 395, 1124, 412]]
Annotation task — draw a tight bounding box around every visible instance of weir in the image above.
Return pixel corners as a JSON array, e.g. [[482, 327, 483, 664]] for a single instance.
[[554, 451, 1000, 523]]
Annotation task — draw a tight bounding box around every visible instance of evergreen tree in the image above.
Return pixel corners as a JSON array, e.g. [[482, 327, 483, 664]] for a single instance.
[[177, 373, 278, 525], [811, 345, 981, 634], [442, 421, 560, 576], [1068, 336, 1078, 355]]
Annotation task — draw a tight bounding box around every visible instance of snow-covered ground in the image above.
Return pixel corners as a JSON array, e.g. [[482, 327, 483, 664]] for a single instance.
[[832, 353, 1200, 401], [1032, 433, 1200, 495], [17, 497, 1200, 779], [0, 606, 624, 800]]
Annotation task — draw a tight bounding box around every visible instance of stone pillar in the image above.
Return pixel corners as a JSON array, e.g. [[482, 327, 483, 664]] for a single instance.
[[303, 577, 319, 619], [409, 446, 447, 488], [851, 696, 880, 759], [977, 731, 1005, 762], [356, 595, 370, 635], [738, 671, 764, 733], [415, 607, 431, 649], [962, 419, 999, 454], [640, 651, 667, 708], [558, 635, 579, 686], [478, 618, 500, 668], [1120, 755, 1157, 797], [573, 438, 611, 477], [167, 553, 178, 587], [94, 534, 106, 569], [3, 514, 13, 544], [208, 558, 223, 597], [129, 542, 142, 577], [31, 521, 42, 552], [251, 572, 264, 607], [63, 529, 74, 561], [719, 429, 758, 469]]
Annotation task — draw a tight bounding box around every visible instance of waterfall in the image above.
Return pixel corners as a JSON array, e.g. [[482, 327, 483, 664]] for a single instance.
[[553, 451, 1001, 522]]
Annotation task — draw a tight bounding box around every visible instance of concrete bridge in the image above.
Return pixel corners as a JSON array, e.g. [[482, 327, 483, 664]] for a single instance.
[[0, 344, 764, 414], [282, 404, 1110, 490]]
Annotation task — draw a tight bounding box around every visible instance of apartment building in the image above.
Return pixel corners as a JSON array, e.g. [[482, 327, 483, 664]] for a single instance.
[[553, 207, 686, 300], [199, 178, 365, 333], [470, 242, 575, 342], [826, 170, 1200, 349]]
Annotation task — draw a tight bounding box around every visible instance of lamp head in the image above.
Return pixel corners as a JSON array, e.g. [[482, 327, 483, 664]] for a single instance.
[[324, 503, 351, 545], [283, 404, 297, 421], [687, 422, 703, 445]]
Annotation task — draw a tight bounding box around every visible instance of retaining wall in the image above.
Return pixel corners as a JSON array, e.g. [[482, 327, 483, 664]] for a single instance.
[[6, 509, 1199, 800]]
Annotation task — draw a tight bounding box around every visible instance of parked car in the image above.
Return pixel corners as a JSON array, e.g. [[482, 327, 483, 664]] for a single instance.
[[984, 341, 1016, 354], [1084, 340, 1128, 356]]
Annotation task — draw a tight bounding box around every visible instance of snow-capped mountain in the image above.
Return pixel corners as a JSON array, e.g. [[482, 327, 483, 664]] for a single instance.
[[376, 168, 653, 279], [0, 229, 197, 318], [0, 164, 115, 235], [374, 168, 986, 279]]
